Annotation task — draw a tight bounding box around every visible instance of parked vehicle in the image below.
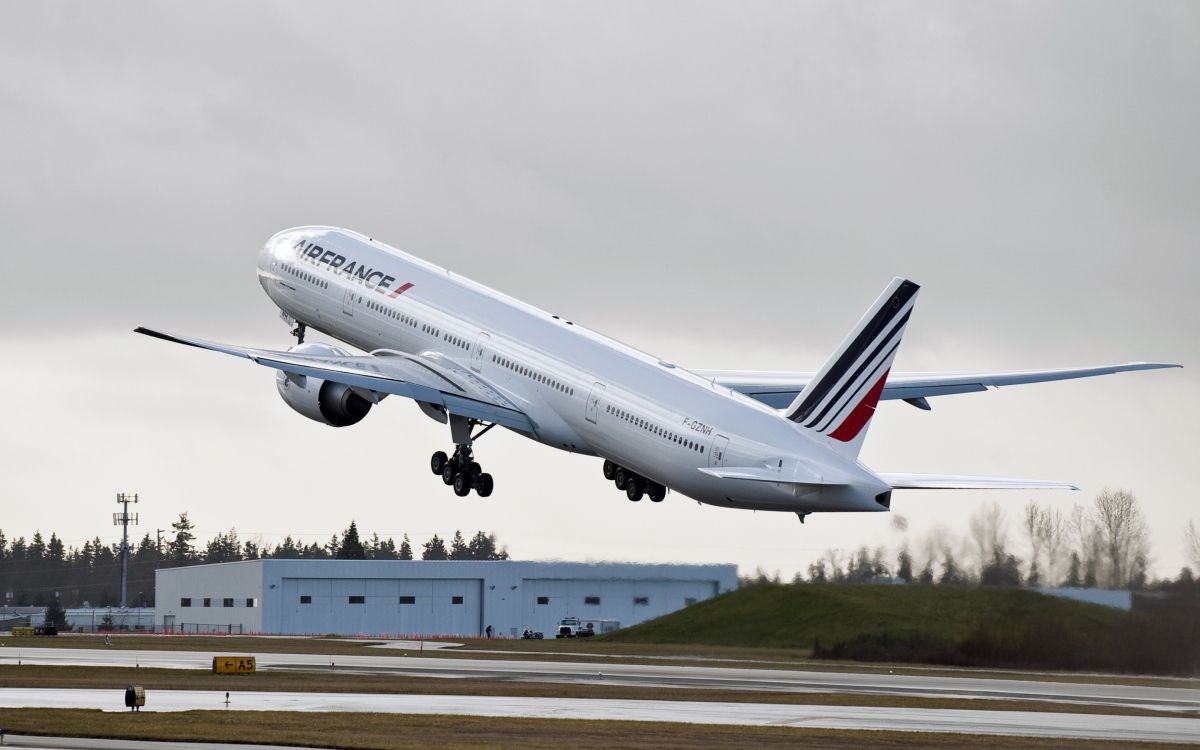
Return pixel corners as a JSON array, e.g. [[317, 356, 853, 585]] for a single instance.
[[555, 616, 595, 638], [522, 629, 544, 640]]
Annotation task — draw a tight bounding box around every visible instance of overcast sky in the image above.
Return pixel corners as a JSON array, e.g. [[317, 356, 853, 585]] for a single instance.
[[1, 1, 1196, 580]]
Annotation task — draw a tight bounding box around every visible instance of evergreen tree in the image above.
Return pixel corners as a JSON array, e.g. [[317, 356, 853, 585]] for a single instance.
[[1027, 560, 1042, 587], [917, 564, 934, 585], [468, 531, 507, 560], [939, 552, 967, 584], [273, 536, 300, 559], [449, 530, 471, 560], [896, 548, 913, 583], [374, 536, 397, 560], [1065, 552, 1082, 587], [398, 534, 413, 560], [44, 597, 67, 629], [1129, 554, 1148, 590], [168, 513, 196, 566], [980, 550, 1022, 587], [337, 522, 366, 560], [422, 534, 448, 560], [47, 533, 65, 563], [205, 529, 242, 563]]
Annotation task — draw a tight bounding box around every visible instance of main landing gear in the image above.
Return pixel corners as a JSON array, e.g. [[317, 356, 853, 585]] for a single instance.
[[291, 321, 307, 344], [430, 417, 495, 498], [603, 460, 666, 503]]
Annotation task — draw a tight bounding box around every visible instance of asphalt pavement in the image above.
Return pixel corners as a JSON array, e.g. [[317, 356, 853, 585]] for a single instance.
[[0, 687, 1197, 743], [3, 646, 1197, 713]]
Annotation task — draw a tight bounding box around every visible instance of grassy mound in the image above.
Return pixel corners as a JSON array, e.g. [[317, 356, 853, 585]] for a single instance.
[[606, 584, 1120, 649], [603, 584, 1197, 675]]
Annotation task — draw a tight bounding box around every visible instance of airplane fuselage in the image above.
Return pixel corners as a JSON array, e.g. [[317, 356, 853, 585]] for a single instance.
[[256, 227, 890, 513]]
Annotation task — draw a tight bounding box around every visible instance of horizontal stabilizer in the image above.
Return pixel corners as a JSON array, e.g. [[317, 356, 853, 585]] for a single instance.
[[879, 473, 1079, 491], [699, 466, 806, 483]]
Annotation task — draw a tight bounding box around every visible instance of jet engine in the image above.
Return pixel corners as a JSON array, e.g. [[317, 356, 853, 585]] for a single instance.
[[275, 343, 374, 427]]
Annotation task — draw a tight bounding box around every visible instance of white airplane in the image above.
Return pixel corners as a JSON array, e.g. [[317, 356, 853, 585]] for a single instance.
[[137, 227, 1179, 521]]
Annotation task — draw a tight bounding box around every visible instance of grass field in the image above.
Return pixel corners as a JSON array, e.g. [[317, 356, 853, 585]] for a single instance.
[[1, 665, 1188, 718], [601, 584, 1199, 676], [1, 708, 1192, 750], [603, 583, 1123, 649]]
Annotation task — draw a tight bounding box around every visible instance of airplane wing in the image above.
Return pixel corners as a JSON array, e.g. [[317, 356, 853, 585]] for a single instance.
[[134, 328, 535, 432], [691, 362, 1181, 410], [877, 473, 1079, 491]]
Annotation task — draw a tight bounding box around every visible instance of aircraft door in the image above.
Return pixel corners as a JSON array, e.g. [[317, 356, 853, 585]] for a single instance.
[[342, 286, 356, 316], [709, 435, 729, 467], [471, 333, 491, 372], [585, 382, 606, 423]]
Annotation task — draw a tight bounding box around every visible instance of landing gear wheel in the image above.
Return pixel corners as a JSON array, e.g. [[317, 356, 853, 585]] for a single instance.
[[431, 451, 448, 476], [602, 460, 617, 480], [442, 462, 456, 485], [626, 476, 644, 502], [475, 473, 494, 497], [648, 483, 666, 503], [614, 468, 628, 491], [453, 472, 472, 497]]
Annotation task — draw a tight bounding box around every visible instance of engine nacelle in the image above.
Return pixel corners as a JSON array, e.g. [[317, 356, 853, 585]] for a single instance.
[[275, 343, 373, 427]]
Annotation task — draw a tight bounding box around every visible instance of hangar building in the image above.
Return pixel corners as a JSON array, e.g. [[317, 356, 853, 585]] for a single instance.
[[155, 559, 737, 637]]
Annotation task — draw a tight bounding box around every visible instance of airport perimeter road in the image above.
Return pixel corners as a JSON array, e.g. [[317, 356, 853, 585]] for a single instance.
[[3, 647, 1198, 713], [0, 688, 1197, 744]]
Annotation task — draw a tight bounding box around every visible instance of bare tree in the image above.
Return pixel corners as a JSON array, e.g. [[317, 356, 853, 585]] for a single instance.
[[968, 502, 1008, 576], [1023, 502, 1043, 583], [1037, 506, 1068, 585], [1184, 520, 1200, 571], [1092, 488, 1148, 588], [1069, 502, 1103, 586]]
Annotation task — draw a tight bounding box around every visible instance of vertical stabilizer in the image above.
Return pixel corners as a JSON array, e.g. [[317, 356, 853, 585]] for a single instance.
[[784, 277, 919, 458]]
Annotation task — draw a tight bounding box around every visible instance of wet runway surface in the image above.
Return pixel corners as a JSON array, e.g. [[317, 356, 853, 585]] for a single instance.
[[4, 646, 1198, 713], [0, 687, 1197, 743]]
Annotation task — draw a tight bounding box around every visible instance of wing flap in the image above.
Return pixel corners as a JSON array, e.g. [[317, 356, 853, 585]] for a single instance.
[[135, 327, 535, 432]]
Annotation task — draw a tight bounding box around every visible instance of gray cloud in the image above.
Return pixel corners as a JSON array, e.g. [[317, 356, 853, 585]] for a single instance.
[[0, 1, 1195, 577]]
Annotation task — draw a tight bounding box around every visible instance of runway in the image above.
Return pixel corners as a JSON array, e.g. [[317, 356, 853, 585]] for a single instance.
[[0, 687, 1197, 743], [0, 736, 322, 750], [4, 646, 1198, 713]]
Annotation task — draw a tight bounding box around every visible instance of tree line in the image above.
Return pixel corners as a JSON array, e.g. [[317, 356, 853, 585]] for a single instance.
[[766, 488, 1200, 592], [0, 515, 508, 608]]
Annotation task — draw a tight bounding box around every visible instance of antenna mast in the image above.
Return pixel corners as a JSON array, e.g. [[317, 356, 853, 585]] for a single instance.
[[114, 493, 139, 609]]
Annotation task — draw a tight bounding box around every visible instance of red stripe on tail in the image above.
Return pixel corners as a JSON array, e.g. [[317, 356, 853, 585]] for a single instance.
[[828, 369, 890, 443]]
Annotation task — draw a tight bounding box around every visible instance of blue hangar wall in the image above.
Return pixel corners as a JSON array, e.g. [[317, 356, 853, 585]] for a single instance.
[[155, 559, 738, 637]]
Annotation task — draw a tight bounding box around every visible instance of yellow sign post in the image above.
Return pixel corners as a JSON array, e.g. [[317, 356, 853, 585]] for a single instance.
[[211, 656, 256, 674]]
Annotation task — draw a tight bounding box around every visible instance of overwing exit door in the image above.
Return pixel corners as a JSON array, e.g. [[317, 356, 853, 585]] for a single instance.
[[471, 333, 490, 372], [585, 382, 606, 423]]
